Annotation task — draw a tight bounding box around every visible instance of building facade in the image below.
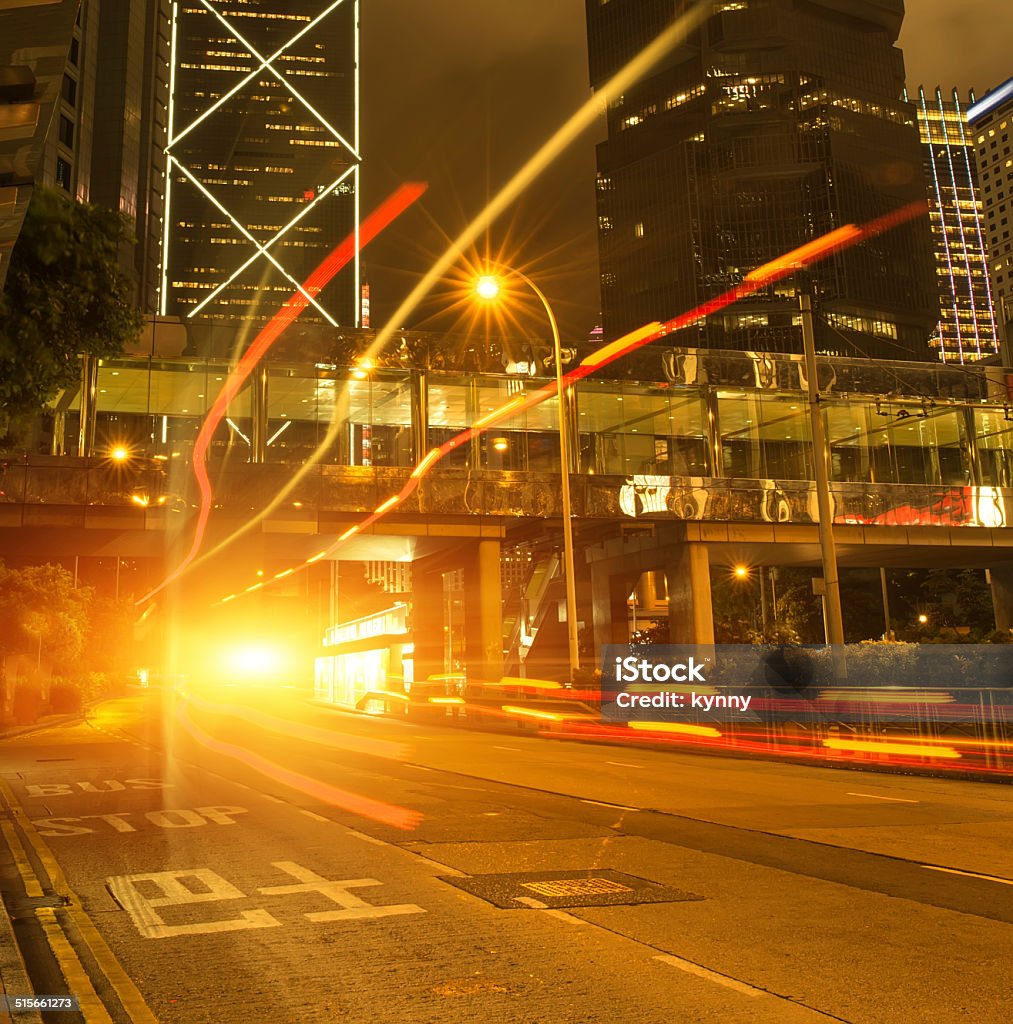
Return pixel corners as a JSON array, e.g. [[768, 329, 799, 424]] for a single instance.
[[34, 0, 171, 314], [0, 0, 81, 292], [585, 0, 937, 360], [38, 0, 98, 204], [915, 86, 999, 363], [163, 0, 360, 330], [969, 78, 1013, 349]]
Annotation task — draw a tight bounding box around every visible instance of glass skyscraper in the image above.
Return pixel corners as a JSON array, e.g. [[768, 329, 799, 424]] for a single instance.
[[915, 87, 999, 363], [585, 0, 937, 360], [163, 0, 360, 329], [969, 78, 1013, 350]]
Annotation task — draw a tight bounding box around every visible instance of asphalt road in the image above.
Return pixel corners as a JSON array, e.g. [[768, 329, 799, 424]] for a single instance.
[[1, 690, 1011, 1024]]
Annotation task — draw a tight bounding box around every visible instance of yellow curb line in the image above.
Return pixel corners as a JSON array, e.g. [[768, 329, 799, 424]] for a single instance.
[[34, 908, 113, 1024], [0, 778, 159, 1024]]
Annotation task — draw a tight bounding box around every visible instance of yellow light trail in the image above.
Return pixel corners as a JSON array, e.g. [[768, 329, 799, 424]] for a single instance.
[[823, 738, 961, 759], [191, 2, 713, 574], [628, 722, 723, 739]]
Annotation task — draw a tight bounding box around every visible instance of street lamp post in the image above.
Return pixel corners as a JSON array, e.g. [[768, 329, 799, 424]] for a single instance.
[[476, 272, 580, 679], [798, 285, 847, 679]]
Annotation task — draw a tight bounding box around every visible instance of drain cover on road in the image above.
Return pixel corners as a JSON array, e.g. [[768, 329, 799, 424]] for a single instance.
[[441, 869, 702, 910], [2, 893, 71, 920]]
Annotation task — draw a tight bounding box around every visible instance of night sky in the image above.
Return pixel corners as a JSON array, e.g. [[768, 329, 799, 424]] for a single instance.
[[361, 1, 1013, 341]]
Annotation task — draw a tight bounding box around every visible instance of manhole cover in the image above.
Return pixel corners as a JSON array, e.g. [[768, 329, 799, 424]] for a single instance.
[[521, 877, 632, 898], [441, 869, 702, 910]]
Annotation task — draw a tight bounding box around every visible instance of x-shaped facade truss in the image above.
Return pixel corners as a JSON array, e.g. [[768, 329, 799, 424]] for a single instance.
[[162, 0, 360, 325]]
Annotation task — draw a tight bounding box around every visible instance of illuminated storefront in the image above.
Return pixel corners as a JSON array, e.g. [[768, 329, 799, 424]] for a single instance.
[[314, 605, 413, 707]]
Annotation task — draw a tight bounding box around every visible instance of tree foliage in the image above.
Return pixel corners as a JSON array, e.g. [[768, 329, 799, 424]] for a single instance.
[[0, 187, 142, 423], [0, 563, 91, 670]]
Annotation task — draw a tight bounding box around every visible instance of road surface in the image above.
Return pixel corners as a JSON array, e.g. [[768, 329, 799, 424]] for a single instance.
[[1, 690, 1010, 1023]]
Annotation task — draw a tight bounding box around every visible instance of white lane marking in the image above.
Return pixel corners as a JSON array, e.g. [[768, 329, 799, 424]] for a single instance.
[[259, 793, 285, 804], [922, 865, 1013, 886], [654, 955, 764, 998], [258, 861, 425, 922], [409, 765, 434, 772], [606, 761, 641, 769], [492, 746, 521, 752], [581, 798, 639, 812], [300, 810, 330, 823], [514, 896, 548, 909], [848, 792, 920, 804], [540, 909, 586, 925], [107, 869, 281, 939], [344, 827, 387, 846], [409, 854, 466, 878]]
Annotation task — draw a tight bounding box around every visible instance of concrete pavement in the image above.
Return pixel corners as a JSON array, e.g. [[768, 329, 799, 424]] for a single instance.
[[0, 692, 1010, 1023]]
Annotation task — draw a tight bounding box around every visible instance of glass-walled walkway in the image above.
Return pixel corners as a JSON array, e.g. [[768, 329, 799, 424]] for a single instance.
[[47, 354, 1013, 492]]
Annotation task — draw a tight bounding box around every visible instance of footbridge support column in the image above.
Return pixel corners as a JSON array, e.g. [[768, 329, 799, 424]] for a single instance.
[[990, 567, 1013, 637], [587, 525, 715, 655]]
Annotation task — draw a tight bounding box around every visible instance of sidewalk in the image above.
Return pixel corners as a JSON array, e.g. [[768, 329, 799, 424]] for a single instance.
[[0, 711, 86, 743]]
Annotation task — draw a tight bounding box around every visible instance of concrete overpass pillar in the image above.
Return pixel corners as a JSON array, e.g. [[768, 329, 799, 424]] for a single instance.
[[411, 565, 445, 683], [989, 567, 1013, 637], [665, 544, 714, 645], [590, 566, 637, 649], [463, 540, 504, 684]]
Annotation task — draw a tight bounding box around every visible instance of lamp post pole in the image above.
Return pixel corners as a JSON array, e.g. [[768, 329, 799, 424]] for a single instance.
[[799, 286, 847, 678], [476, 271, 580, 679], [520, 274, 580, 678]]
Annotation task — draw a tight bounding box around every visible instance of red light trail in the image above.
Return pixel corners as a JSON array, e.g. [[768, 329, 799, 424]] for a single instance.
[[214, 200, 928, 605], [138, 183, 428, 605]]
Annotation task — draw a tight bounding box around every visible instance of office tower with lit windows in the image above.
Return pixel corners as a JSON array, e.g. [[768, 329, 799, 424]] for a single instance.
[[969, 78, 1013, 349], [163, 0, 360, 329], [585, 0, 937, 360], [0, 0, 80, 292], [36, 0, 171, 313], [915, 87, 999, 363]]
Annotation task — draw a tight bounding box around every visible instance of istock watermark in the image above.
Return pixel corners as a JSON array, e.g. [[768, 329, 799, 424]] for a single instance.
[[600, 644, 1013, 725]]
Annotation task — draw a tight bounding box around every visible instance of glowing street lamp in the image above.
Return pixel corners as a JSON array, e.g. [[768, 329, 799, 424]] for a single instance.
[[109, 444, 131, 463], [734, 565, 750, 580], [475, 269, 580, 677], [476, 276, 501, 301]]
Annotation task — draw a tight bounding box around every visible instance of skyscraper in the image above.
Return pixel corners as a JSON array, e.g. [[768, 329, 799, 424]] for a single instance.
[[163, 0, 360, 329], [968, 78, 1013, 349], [915, 86, 999, 363], [33, 0, 170, 314], [585, 0, 937, 360], [88, 0, 172, 315], [0, 0, 80, 292]]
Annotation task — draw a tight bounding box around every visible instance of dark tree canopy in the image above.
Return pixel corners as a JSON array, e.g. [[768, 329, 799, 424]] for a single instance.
[[0, 187, 142, 423], [0, 562, 91, 670]]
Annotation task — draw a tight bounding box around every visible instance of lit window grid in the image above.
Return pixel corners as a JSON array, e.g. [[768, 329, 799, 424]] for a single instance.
[[969, 81, 1013, 346], [87, 356, 1013, 490], [161, 0, 360, 326], [917, 87, 999, 363]]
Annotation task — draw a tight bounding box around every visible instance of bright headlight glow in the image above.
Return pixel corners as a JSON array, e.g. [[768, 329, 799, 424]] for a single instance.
[[225, 645, 282, 678]]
